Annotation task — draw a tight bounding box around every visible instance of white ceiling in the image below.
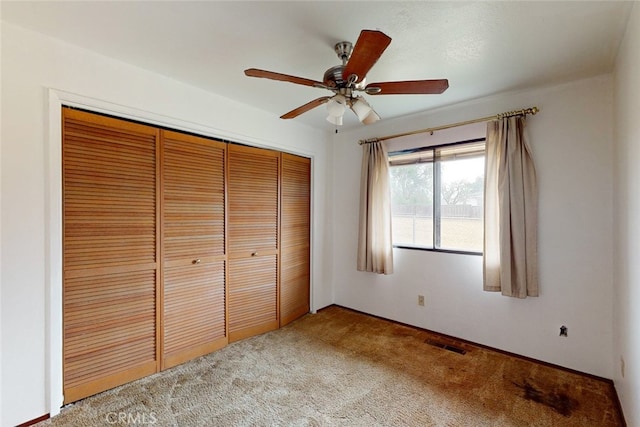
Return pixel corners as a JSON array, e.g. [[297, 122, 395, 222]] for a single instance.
[[1, 1, 633, 130]]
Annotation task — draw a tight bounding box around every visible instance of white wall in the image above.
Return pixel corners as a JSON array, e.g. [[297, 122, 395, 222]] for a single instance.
[[332, 74, 615, 379], [613, 3, 640, 425], [0, 22, 332, 426], [2, 12, 630, 425]]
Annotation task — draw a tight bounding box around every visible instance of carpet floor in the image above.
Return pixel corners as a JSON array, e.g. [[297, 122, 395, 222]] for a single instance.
[[37, 305, 623, 426]]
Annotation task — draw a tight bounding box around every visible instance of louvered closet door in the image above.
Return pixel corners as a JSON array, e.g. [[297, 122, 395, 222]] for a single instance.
[[161, 130, 227, 369], [62, 108, 160, 404], [280, 153, 311, 327], [228, 144, 280, 342]]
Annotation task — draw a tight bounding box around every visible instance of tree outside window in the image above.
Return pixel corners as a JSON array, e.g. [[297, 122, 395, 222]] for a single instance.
[[389, 140, 485, 253]]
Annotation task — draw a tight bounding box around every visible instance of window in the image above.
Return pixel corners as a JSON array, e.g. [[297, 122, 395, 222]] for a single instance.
[[389, 139, 485, 254]]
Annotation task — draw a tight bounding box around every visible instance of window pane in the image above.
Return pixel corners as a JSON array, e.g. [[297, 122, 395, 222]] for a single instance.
[[390, 163, 433, 248], [438, 155, 484, 252]]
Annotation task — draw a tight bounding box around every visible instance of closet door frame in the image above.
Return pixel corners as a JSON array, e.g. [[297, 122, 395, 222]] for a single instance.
[[46, 90, 314, 417]]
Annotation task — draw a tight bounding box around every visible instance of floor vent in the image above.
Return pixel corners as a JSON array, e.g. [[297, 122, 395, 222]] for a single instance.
[[425, 339, 467, 355]]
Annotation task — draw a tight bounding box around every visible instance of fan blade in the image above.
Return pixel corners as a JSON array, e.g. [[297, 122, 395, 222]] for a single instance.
[[281, 96, 331, 119], [245, 68, 324, 88], [343, 30, 392, 84], [365, 79, 449, 95]]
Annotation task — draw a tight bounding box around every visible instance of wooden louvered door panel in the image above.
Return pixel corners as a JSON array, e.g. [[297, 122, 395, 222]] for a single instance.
[[280, 153, 311, 327], [62, 108, 160, 404], [161, 130, 227, 369], [227, 144, 280, 342]]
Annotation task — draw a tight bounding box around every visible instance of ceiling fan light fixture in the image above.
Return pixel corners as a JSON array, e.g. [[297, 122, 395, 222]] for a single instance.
[[326, 94, 347, 117], [351, 96, 380, 125], [361, 109, 381, 125], [351, 96, 372, 121], [326, 114, 343, 126]]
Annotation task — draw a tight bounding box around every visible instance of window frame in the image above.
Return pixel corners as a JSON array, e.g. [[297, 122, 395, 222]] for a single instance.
[[389, 137, 486, 256]]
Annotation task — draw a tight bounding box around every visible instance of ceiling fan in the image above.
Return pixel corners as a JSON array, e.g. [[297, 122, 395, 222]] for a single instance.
[[244, 29, 449, 126]]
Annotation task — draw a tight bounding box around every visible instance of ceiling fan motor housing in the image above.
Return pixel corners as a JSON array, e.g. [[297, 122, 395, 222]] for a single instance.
[[323, 65, 346, 88], [325, 41, 360, 90]]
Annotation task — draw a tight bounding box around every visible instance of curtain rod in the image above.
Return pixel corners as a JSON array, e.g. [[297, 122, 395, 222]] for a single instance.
[[358, 106, 539, 145]]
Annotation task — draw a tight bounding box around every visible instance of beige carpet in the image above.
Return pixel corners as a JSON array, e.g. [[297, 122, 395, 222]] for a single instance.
[[37, 306, 623, 426]]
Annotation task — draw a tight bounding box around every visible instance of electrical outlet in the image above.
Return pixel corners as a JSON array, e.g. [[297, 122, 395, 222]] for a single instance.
[[621, 356, 625, 378], [418, 295, 425, 306]]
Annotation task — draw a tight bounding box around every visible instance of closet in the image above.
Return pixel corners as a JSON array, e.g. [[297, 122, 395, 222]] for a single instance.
[[160, 131, 227, 369], [227, 145, 280, 342], [280, 153, 311, 326], [62, 108, 310, 404], [62, 110, 160, 404]]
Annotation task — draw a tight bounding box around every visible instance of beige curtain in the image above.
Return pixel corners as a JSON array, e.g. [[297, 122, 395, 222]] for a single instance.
[[357, 141, 394, 274], [484, 116, 538, 297]]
